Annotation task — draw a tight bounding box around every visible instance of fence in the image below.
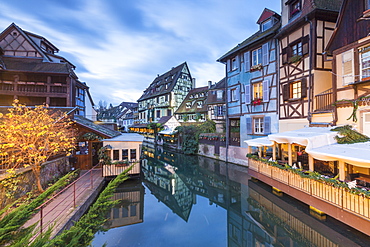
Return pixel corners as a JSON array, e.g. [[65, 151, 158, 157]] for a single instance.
[[102, 162, 140, 177], [32, 164, 102, 238], [248, 158, 370, 220]]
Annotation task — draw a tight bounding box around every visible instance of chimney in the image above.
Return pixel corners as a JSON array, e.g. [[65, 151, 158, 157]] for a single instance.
[[192, 78, 196, 89], [208, 81, 212, 88]]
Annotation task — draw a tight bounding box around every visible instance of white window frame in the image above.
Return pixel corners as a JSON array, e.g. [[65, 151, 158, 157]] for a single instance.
[[360, 47, 370, 80], [261, 19, 272, 32], [252, 48, 262, 66], [252, 82, 263, 100], [342, 49, 354, 85], [254, 117, 264, 134], [291, 81, 302, 99]]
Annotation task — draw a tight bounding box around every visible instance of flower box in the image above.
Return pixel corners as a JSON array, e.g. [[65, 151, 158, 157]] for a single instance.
[[250, 64, 262, 72]]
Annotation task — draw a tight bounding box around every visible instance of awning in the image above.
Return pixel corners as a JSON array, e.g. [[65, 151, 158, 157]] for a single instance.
[[244, 137, 274, 147], [268, 127, 337, 151], [308, 142, 370, 168], [158, 129, 178, 135]]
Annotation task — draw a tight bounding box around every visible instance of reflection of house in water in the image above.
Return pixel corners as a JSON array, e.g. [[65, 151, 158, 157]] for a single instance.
[[104, 179, 144, 229], [141, 158, 195, 222], [227, 179, 361, 247]]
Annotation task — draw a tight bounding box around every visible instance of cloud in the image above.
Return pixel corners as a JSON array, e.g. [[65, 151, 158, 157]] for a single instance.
[[0, 0, 280, 105]]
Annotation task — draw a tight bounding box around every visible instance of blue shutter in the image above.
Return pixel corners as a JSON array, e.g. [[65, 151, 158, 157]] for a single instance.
[[235, 87, 240, 101], [245, 84, 251, 104], [227, 59, 231, 72], [262, 42, 269, 66], [263, 80, 269, 102], [246, 117, 252, 135], [227, 89, 231, 102], [235, 55, 239, 70], [264, 116, 271, 135], [244, 51, 250, 72], [214, 106, 218, 117], [222, 105, 225, 116]]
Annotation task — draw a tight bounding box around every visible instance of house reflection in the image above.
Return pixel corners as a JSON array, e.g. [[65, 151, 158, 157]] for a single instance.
[[104, 179, 144, 229]]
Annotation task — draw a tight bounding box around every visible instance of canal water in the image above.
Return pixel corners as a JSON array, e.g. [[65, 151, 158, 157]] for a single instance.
[[91, 147, 370, 247]]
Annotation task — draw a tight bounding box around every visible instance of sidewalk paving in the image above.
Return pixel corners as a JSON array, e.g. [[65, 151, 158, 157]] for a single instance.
[[23, 168, 105, 239]]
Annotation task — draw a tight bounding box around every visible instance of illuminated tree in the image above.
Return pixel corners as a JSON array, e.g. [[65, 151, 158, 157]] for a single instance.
[[0, 100, 76, 192]]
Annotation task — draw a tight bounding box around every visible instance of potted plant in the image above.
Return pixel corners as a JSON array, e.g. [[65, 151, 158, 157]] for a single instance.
[[252, 98, 262, 106], [250, 64, 262, 72]]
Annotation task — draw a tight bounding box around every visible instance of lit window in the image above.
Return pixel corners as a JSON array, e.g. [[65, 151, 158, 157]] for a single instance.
[[291, 81, 302, 98], [261, 19, 273, 32], [253, 82, 263, 100], [254, 117, 264, 134], [252, 48, 262, 66], [292, 42, 302, 56], [360, 47, 370, 80]]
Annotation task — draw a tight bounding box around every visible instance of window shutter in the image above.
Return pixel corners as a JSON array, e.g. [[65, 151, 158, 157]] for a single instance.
[[244, 51, 250, 72], [245, 84, 251, 104], [342, 50, 354, 85], [246, 117, 252, 135], [301, 78, 308, 98], [263, 80, 269, 102], [262, 43, 269, 66], [302, 35, 309, 55], [228, 89, 231, 102], [214, 106, 218, 117], [282, 47, 288, 64], [222, 105, 225, 116], [264, 116, 271, 135], [283, 84, 290, 101], [227, 59, 231, 72]]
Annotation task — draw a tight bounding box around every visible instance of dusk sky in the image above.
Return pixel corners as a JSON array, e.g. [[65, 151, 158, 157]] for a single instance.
[[1, 0, 281, 105]]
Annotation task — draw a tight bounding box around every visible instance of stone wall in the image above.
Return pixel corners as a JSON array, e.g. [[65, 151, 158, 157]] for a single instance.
[[0, 156, 71, 209], [198, 144, 248, 167]]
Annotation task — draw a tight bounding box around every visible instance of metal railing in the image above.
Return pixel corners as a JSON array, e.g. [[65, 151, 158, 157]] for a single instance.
[[33, 164, 102, 238], [315, 88, 333, 112]]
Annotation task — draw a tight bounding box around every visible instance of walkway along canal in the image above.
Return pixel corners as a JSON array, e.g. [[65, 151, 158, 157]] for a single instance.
[[91, 147, 370, 246]]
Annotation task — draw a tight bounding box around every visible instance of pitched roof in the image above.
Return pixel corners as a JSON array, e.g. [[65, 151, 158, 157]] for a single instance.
[[218, 18, 280, 62], [2, 57, 73, 74], [175, 86, 208, 114], [257, 8, 280, 24], [138, 62, 191, 101], [207, 78, 226, 105], [73, 115, 121, 138]]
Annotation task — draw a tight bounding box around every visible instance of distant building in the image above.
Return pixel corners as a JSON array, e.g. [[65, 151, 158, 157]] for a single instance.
[[175, 86, 208, 124], [137, 62, 194, 124], [206, 78, 226, 133], [0, 23, 94, 118]]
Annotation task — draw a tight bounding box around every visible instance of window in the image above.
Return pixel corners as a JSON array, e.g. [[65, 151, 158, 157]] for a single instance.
[[156, 110, 160, 118], [122, 149, 128, 160], [167, 109, 172, 116], [291, 81, 302, 98], [360, 47, 370, 80], [292, 42, 302, 56], [186, 102, 191, 108], [262, 19, 273, 32], [367, 0, 370, 10], [231, 88, 238, 101], [254, 117, 264, 134], [197, 101, 203, 108], [282, 79, 307, 101], [113, 150, 119, 161], [252, 82, 263, 100], [130, 149, 137, 160], [215, 105, 224, 116], [252, 48, 262, 66], [232, 57, 237, 70], [289, 0, 301, 18], [217, 90, 223, 100]]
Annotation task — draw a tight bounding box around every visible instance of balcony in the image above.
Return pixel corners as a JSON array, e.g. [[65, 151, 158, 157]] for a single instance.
[[314, 88, 333, 112], [0, 82, 67, 94]]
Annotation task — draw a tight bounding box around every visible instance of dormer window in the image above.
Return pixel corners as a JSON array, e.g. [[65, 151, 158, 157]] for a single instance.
[[288, 0, 301, 18], [186, 102, 191, 108], [197, 101, 203, 108], [261, 19, 273, 32]]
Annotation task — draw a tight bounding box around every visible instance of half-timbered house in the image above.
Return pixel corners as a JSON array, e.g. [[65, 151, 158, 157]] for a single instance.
[[218, 8, 281, 147], [0, 23, 92, 118], [277, 0, 342, 131], [137, 62, 193, 124], [206, 78, 226, 133], [326, 0, 370, 137], [175, 86, 208, 124]]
